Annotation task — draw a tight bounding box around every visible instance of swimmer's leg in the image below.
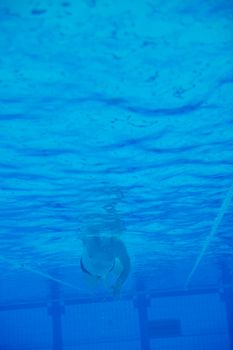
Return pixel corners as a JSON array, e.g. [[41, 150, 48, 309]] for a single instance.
[[103, 258, 123, 292]]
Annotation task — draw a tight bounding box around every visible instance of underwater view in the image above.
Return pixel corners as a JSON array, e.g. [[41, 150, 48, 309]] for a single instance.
[[0, 0, 233, 349]]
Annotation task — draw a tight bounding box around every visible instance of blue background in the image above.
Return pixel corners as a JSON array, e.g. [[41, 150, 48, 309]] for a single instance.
[[0, 0, 232, 349]]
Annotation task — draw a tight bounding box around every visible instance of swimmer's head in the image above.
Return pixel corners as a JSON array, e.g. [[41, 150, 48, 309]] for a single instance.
[[79, 210, 123, 239]]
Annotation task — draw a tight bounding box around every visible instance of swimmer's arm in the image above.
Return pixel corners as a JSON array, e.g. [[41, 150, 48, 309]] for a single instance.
[[114, 239, 131, 288]]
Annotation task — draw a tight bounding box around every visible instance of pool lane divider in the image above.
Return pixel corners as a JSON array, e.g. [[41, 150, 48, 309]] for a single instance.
[[185, 184, 233, 289], [0, 255, 89, 294]]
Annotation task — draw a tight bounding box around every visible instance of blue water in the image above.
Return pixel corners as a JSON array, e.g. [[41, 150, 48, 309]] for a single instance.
[[0, 1, 233, 349]]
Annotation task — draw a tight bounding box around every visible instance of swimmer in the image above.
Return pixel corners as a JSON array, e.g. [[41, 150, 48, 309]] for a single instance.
[[80, 235, 131, 294]]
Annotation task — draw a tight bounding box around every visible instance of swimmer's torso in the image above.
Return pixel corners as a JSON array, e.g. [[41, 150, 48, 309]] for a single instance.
[[82, 236, 116, 276]]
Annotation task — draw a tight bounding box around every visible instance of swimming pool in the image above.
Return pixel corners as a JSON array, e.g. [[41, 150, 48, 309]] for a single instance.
[[0, 1, 232, 349]]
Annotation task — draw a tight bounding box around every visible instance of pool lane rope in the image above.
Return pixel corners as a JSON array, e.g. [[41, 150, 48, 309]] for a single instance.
[[185, 184, 233, 289], [0, 255, 89, 294]]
